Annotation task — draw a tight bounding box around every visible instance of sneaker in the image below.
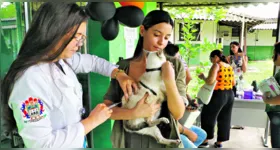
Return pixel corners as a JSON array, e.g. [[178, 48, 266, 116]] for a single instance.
[[214, 142, 222, 148], [198, 142, 209, 148], [231, 125, 244, 130]]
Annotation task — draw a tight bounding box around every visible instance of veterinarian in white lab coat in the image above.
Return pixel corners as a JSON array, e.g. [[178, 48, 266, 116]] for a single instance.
[[1, 3, 137, 148], [104, 10, 187, 148]]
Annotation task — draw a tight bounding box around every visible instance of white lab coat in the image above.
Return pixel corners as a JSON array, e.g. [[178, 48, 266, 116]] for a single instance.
[[8, 52, 117, 148]]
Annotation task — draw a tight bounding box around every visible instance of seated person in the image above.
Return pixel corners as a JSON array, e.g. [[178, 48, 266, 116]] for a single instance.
[[164, 43, 207, 148]]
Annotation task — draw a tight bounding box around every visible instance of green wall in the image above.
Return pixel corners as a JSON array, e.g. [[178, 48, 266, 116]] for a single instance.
[[88, 2, 157, 148], [0, 31, 15, 79], [247, 46, 273, 60], [223, 46, 273, 61], [0, 2, 24, 79], [223, 46, 230, 56], [1, 3, 25, 145], [143, 2, 157, 15], [87, 17, 113, 149]]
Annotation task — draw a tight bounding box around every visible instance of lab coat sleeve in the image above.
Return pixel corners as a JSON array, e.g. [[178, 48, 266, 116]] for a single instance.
[[9, 69, 85, 148], [66, 52, 118, 76]]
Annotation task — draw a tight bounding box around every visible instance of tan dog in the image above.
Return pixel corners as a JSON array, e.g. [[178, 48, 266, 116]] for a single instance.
[[122, 50, 181, 146]]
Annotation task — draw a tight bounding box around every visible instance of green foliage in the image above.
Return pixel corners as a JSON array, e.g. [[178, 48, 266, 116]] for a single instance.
[[166, 6, 227, 98], [0, 3, 16, 19]]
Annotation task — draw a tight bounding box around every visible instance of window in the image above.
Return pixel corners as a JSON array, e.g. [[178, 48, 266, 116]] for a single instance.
[[231, 27, 240, 37], [179, 23, 201, 41]]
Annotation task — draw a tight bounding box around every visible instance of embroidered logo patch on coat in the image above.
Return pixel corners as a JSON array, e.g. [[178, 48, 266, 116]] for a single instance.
[[21, 97, 46, 123]]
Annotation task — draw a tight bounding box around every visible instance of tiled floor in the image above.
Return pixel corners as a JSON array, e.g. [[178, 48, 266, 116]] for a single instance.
[[207, 126, 271, 148], [0, 127, 272, 148]]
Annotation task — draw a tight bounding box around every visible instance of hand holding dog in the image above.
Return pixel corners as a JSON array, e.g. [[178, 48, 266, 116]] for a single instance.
[[133, 93, 161, 118], [161, 61, 175, 83], [116, 72, 139, 100]]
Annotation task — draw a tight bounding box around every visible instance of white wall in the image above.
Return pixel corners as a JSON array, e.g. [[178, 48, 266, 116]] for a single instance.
[[246, 30, 276, 46], [202, 20, 217, 43], [219, 25, 276, 46], [173, 20, 276, 47], [218, 25, 239, 46]]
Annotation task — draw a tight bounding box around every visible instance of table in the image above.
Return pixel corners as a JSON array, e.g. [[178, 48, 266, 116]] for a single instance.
[[231, 98, 269, 147], [231, 98, 267, 128]]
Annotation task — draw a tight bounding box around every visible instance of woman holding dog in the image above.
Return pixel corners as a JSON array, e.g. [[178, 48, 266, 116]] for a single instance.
[[103, 10, 187, 148], [198, 50, 235, 148]]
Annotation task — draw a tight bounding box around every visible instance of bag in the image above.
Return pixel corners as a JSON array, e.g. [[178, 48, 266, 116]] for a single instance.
[[179, 110, 201, 128], [197, 81, 217, 105]]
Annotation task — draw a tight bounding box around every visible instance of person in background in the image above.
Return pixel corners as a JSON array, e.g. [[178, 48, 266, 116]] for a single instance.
[[0, 2, 138, 148], [164, 43, 207, 148], [198, 50, 235, 148], [165, 43, 192, 86], [227, 41, 248, 96], [262, 42, 280, 148], [227, 41, 248, 130], [178, 123, 207, 148]]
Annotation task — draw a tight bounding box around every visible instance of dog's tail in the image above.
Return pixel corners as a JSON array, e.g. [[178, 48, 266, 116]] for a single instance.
[[123, 121, 149, 132]]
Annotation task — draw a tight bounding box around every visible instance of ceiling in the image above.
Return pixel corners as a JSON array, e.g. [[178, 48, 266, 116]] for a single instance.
[[159, 2, 279, 29], [158, 2, 271, 8]]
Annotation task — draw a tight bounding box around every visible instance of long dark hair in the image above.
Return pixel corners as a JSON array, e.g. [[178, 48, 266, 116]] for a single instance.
[[274, 42, 280, 61], [131, 10, 174, 60], [229, 41, 242, 55], [1, 2, 88, 132], [210, 49, 228, 63], [164, 43, 179, 57]]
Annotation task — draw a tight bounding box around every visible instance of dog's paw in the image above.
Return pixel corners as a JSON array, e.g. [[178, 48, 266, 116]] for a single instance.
[[176, 139, 181, 144], [144, 98, 150, 104], [169, 139, 181, 147], [160, 117, 169, 124]]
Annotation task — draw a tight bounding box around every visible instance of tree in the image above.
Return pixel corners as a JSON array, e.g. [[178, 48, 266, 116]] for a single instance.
[[165, 6, 227, 98]]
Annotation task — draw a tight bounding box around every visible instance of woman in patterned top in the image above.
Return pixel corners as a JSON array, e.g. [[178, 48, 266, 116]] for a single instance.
[[227, 41, 248, 96], [198, 50, 235, 148]]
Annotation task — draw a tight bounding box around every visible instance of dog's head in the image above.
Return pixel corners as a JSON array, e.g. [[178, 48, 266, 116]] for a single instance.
[[145, 50, 166, 70]]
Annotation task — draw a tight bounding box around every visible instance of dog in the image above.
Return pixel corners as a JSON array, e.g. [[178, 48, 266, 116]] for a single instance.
[[121, 50, 181, 146]]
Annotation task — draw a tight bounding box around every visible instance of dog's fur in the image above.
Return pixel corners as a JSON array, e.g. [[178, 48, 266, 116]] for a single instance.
[[121, 50, 181, 146]]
